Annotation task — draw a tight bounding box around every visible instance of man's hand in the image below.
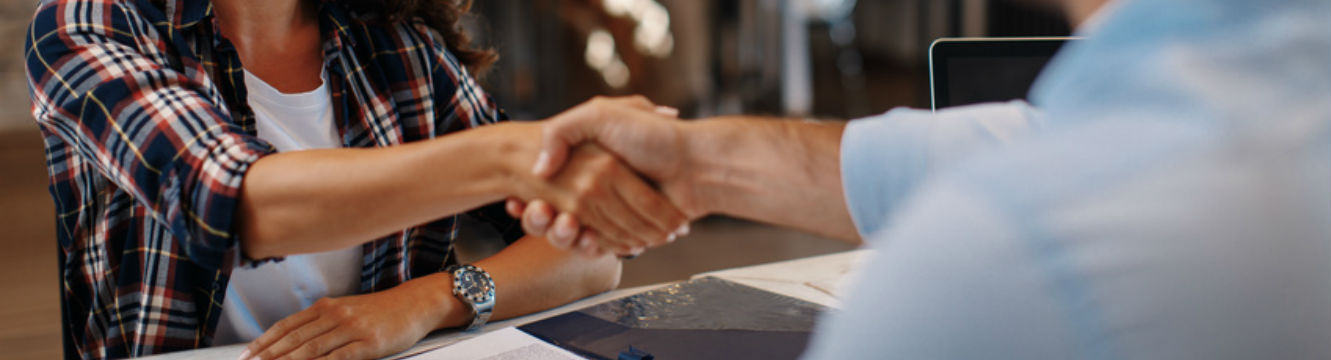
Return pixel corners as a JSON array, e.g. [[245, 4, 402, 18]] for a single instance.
[[534, 97, 681, 179]]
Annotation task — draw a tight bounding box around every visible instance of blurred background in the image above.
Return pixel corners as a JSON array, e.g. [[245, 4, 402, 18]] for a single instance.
[[0, 0, 1068, 357]]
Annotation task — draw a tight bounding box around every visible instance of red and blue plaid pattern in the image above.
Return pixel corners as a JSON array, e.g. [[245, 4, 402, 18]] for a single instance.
[[24, 0, 522, 358]]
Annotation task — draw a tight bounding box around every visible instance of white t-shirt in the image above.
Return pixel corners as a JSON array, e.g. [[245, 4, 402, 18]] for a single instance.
[[213, 69, 362, 345]]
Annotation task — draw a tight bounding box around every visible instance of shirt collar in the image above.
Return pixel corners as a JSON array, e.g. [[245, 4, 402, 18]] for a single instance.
[[159, 0, 212, 29], [317, 1, 357, 48]]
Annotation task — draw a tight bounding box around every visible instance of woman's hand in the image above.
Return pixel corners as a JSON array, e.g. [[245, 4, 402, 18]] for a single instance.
[[241, 280, 453, 360]]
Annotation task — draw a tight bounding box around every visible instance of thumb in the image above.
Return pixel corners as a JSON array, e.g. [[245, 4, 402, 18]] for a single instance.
[[531, 117, 589, 178], [655, 105, 680, 118], [531, 139, 567, 179]]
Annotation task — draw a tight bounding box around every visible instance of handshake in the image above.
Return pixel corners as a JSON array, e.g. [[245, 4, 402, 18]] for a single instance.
[[501, 95, 856, 258], [503, 96, 700, 258]]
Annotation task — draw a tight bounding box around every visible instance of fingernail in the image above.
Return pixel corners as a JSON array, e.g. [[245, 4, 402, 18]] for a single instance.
[[555, 224, 575, 241], [655, 106, 680, 117], [666, 233, 677, 243], [237, 349, 250, 360], [531, 152, 550, 175], [674, 224, 690, 236], [529, 210, 550, 228]]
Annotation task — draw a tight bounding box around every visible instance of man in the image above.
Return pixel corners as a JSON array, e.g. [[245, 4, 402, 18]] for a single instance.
[[516, 0, 1331, 357]]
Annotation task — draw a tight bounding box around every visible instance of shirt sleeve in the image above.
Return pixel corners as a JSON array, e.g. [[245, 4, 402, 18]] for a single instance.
[[804, 178, 1079, 359], [412, 22, 524, 243], [25, 2, 275, 270], [414, 22, 507, 131], [839, 101, 1041, 237]]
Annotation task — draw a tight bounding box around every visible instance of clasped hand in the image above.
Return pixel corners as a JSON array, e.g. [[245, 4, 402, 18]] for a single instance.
[[508, 96, 702, 257]]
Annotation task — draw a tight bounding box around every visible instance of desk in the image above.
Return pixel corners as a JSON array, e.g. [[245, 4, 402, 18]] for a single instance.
[[143, 250, 869, 360]]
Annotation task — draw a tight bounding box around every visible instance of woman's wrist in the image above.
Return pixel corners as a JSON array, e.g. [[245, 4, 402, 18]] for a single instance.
[[426, 122, 544, 202], [408, 273, 471, 331], [489, 122, 545, 199]]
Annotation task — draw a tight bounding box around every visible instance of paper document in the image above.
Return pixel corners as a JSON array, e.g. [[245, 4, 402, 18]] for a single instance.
[[412, 327, 583, 360]]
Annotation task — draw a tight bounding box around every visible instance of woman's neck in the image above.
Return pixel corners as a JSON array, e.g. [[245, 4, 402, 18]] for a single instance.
[[213, 0, 314, 38], [213, 0, 325, 93]]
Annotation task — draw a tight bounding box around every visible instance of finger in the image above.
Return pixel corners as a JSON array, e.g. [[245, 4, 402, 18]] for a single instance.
[[534, 118, 593, 178], [610, 175, 688, 248], [655, 105, 680, 117], [674, 223, 691, 237], [590, 239, 611, 258], [560, 176, 644, 251], [610, 190, 670, 250], [547, 211, 582, 249], [617, 247, 645, 259], [280, 326, 354, 360], [584, 188, 655, 251], [248, 308, 321, 356], [580, 225, 634, 257], [505, 197, 526, 218], [575, 231, 603, 258], [314, 340, 370, 360], [255, 317, 338, 360], [616, 95, 658, 112], [521, 199, 554, 236]]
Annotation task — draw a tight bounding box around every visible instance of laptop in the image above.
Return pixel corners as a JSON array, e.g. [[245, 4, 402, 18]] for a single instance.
[[929, 37, 1080, 111]]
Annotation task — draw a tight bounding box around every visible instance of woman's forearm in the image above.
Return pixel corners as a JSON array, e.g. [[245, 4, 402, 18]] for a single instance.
[[415, 235, 622, 330], [679, 117, 861, 243], [239, 234, 621, 360], [238, 122, 543, 259]]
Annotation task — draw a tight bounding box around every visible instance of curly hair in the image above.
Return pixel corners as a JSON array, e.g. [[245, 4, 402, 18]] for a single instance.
[[340, 0, 498, 74]]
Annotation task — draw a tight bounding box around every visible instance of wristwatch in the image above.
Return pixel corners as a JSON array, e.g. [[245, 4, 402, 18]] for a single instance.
[[445, 264, 495, 331]]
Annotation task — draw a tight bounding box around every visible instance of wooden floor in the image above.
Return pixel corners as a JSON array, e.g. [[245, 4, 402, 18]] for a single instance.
[[0, 127, 853, 358]]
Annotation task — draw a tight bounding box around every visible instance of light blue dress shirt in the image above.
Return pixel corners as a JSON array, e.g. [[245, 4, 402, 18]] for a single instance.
[[806, 0, 1331, 358]]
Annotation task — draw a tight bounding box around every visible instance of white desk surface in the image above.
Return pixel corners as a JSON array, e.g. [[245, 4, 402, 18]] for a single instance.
[[142, 249, 869, 360]]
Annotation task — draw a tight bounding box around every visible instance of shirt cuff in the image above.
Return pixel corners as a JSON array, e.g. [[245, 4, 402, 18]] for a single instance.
[[186, 133, 279, 271]]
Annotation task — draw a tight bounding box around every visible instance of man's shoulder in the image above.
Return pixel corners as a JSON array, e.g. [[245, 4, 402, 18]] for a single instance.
[[944, 119, 1214, 217]]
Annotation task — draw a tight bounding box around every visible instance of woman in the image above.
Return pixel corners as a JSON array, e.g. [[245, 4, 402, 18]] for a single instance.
[[24, 0, 687, 358]]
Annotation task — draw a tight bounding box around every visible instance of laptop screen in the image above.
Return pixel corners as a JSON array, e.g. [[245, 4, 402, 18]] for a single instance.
[[929, 38, 1077, 110]]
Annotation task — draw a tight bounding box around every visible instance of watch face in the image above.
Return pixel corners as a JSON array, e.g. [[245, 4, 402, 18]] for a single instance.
[[454, 267, 494, 303]]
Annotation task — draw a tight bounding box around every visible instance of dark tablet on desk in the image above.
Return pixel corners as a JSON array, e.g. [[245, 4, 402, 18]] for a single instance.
[[929, 37, 1079, 110], [519, 277, 827, 360]]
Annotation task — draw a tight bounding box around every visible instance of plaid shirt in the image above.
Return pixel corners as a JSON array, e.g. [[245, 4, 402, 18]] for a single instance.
[[24, 0, 523, 358]]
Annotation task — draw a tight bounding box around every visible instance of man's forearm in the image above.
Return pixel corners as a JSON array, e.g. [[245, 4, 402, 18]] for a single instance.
[[239, 122, 542, 259], [678, 117, 860, 243]]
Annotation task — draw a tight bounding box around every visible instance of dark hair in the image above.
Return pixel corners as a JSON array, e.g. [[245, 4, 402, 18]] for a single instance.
[[340, 0, 498, 74]]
